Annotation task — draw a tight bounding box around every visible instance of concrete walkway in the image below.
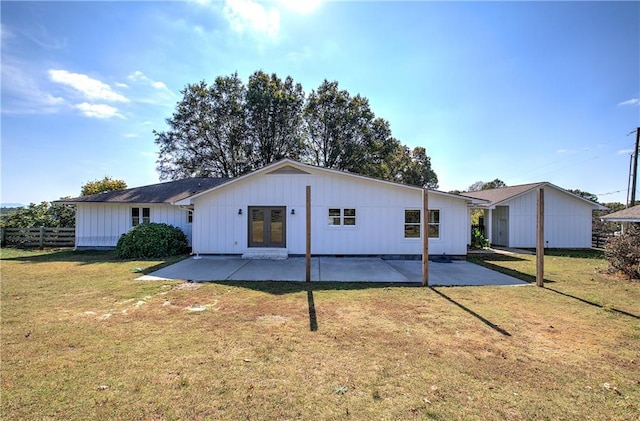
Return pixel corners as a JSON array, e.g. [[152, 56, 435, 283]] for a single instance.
[[138, 256, 528, 287]]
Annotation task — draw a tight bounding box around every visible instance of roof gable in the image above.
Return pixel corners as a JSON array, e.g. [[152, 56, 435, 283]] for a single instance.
[[464, 182, 606, 209], [463, 183, 545, 205], [174, 159, 485, 205]]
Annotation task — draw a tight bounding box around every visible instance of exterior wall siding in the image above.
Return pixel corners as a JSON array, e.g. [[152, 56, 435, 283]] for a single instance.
[[192, 168, 470, 256], [75, 203, 192, 248], [507, 188, 593, 248]]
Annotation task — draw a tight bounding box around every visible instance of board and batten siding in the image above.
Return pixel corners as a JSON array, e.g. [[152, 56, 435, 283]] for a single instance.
[[75, 203, 192, 248], [505, 188, 593, 248], [192, 168, 470, 256]]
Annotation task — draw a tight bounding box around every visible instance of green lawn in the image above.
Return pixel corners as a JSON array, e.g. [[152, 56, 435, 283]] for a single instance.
[[2, 248, 639, 420]]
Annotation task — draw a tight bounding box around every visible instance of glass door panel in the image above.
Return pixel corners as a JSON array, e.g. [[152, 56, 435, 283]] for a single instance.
[[270, 209, 284, 243], [248, 207, 286, 248], [251, 209, 264, 244]]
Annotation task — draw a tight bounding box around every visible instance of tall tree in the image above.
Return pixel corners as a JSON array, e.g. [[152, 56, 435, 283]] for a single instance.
[[397, 146, 439, 189], [467, 179, 507, 191], [245, 71, 306, 167], [568, 189, 599, 203], [304, 80, 353, 169], [153, 71, 440, 188], [0, 202, 75, 228], [155, 74, 250, 179], [81, 176, 127, 196]]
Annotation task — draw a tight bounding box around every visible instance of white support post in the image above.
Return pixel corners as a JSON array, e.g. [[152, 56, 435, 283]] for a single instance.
[[486, 208, 493, 246]]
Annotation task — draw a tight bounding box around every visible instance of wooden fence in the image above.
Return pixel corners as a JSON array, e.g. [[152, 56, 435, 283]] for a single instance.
[[1, 227, 75, 248], [592, 231, 614, 249]]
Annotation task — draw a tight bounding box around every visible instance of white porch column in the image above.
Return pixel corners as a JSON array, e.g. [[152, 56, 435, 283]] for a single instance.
[[486, 208, 493, 245]]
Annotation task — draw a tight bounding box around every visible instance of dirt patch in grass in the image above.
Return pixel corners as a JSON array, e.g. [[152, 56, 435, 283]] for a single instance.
[[2, 248, 639, 420]]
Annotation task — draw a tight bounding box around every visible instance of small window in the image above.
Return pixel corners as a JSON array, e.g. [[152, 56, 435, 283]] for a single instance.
[[142, 207, 150, 224], [429, 210, 440, 238], [328, 208, 356, 226], [404, 209, 440, 238], [132, 207, 150, 226], [187, 211, 193, 224], [132, 208, 140, 226], [404, 210, 421, 238], [328, 208, 341, 226], [344, 208, 356, 226]]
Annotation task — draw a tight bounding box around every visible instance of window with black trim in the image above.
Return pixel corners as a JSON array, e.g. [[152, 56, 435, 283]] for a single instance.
[[328, 208, 356, 226], [404, 210, 421, 238], [428, 210, 440, 238], [132, 207, 150, 226], [404, 209, 440, 238]]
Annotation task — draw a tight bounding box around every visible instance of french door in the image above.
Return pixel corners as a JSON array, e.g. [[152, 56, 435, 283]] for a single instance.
[[248, 207, 286, 248]]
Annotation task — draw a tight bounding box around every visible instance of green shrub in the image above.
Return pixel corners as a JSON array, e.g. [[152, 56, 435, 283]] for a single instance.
[[471, 227, 489, 249], [604, 224, 640, 280], [115, 223, 188, 259]]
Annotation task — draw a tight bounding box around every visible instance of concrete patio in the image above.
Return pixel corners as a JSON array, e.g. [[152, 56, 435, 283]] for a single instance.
[[137, 256, 528, 286]]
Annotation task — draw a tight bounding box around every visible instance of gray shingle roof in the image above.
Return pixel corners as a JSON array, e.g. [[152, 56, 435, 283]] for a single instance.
[[600, 204, 640, 222], [462, 182, 605, 210], [58, 178, 229, 204], [462, 182, 546, 205]]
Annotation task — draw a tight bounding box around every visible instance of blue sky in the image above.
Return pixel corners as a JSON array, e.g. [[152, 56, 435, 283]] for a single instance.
[[2, 1, 638, 205]]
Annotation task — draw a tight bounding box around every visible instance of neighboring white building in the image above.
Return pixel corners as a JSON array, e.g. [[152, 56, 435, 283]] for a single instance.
[[61, 159, 485, 257], [464, 182, 607, 249]]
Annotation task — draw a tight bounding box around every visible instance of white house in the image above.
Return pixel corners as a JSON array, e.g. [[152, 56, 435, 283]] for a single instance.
[[59, 178, 229, 248], [464, 182, 607, 249], [61, 159, 485, 257]]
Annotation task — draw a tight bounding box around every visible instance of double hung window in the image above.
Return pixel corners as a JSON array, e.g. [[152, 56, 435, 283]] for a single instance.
[[328, 208, 356, 226]]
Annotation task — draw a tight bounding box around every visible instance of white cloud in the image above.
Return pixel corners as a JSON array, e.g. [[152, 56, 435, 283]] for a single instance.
[[277, 0, 322, 14], [618, 98, 639, 107], [152, 81, 168, 90], [128, 71, 171, 91], [1, 24, 14, 40], [49, 70, 129, 102], [286, 46, 313, 62], [115, 82, 129, 89], [126, 70, 175, 106], [75, 103, 124, 119], [618, 149, 634, 155], [1, 58, 65, 114], [222, 0, 280, 39]]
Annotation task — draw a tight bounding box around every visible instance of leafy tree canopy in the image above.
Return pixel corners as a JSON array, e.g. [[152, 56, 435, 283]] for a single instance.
[[467, 179, 507, 192], [0, 202, 75, 228], [568, 189, 599, 203], [81, 176, 127, 196], [154, 71, 438, 188]]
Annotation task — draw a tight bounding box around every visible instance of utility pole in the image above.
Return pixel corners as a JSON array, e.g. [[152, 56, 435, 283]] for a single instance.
[[631, 127, 640, 207]]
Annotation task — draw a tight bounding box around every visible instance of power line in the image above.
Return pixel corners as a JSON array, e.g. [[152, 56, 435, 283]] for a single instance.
[[596, 189, 627, 196]]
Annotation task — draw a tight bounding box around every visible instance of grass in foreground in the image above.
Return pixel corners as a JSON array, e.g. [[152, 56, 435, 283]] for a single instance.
[[1, 248, 639, 420]]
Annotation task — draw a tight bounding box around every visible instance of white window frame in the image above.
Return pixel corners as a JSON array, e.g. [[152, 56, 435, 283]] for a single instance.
[[428, 209, 440, 239], [404, 209, 422, 239], [403, 209, 441, 239], [327, 207, 357, 227], [132, 207, 151, 227]]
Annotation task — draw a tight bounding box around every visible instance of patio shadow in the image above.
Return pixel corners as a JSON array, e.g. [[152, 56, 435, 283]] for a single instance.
[[467, 259, 555, 284], [307, 289, 318, 331], [429, 287, 511, 336], [545, 287, 640, 320]]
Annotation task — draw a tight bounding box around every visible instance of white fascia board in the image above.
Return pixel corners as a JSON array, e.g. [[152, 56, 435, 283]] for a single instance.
[[171, 158, 477, 205]]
